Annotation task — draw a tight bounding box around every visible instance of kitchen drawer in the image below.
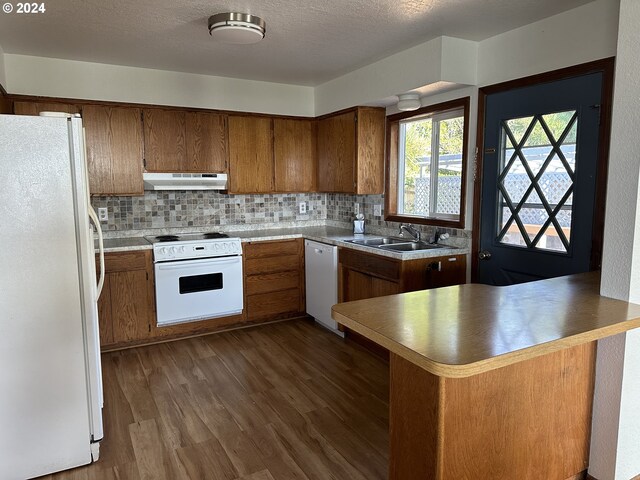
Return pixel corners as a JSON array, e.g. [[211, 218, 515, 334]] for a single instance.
[[244, 239, 301, 259], [245, 270, 300, 296], [246, 288, 302, 321], [244, 254, 301, 275]]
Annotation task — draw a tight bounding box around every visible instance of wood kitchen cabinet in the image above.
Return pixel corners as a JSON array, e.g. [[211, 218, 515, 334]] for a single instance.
[[83, 105, 144, 196], [142, 108, 186, 171], [229, 116, 317, 194], [96, 250, 154, 350], [273, 118, 317, 192], [338, 248, 466, 303], [13, 101, 81, 116], [143, 108, 227, 173], [185, 111, 228, 172], [243, 239, 306, 322], [317, 107, 386, 194], [228, 115, 274, 193], [338, 248, 466, 356]]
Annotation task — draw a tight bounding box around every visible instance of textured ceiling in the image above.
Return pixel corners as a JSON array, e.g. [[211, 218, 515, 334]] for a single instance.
[[0, 0, 593, 86]]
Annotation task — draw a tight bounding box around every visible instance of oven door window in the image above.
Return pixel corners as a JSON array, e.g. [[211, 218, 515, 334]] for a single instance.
[[179, 272, 223, 294]]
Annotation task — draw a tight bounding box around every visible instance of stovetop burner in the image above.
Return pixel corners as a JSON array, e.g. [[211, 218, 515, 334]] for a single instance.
[[155, 235, 180, 242], [147, 231, 242, 262]]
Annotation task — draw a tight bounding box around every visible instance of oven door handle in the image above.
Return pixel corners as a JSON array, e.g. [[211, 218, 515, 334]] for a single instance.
[[156, 257, 241, 270]]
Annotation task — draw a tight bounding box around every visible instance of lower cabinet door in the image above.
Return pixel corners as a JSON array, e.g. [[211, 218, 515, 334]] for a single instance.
[[110, 270, 151, 343], [343, 269, 400, 302]]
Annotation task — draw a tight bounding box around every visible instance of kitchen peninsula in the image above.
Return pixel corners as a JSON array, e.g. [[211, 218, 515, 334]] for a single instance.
[[332, 272, 640, 480]]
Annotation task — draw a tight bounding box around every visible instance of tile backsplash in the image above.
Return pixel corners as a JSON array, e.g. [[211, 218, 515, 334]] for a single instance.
[[91, 191, 470, 242], [91, 192, 325, 231], [329, 193, 470, 240]]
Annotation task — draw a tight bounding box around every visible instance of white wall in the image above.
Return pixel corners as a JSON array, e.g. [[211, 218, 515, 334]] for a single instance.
[[590, 0, 640, 478], [4, 54, 315, 117], [314, 36, 477, 116], [477, 0, 619, 86], [0, 44, 6, 91]]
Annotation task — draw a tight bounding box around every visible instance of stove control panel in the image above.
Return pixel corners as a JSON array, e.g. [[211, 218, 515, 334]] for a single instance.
[[153, 239, 242, 262]]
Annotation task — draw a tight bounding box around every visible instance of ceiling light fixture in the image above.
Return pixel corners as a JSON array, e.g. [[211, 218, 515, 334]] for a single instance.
[[208, 12, 266, 45], [397, 93, 421, 111]]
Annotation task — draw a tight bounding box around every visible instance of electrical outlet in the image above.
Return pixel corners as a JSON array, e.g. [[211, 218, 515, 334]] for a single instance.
[[98, 208, 108, 222], [354, 202, 360, 215], [374, 204, 382, 217], [299, 202, 307, 214]]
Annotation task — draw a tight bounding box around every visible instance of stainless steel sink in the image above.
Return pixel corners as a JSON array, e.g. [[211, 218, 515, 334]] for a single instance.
[[344, 237, 408, 246], [344, 237, 455, 252], [378, 241, 447, 252]]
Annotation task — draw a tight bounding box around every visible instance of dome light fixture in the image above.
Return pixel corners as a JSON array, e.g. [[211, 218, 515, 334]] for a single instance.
[[208, 12, 266, 45], [397, 93, 421, 111]]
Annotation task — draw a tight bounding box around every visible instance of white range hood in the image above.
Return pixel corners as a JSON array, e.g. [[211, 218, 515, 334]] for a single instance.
[[143, 172, 228, 191]]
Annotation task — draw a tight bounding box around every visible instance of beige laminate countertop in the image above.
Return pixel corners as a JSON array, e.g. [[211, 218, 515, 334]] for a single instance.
[[99, 237, 152, 252], [98, 226, 468, 259], [332, 272, 640, 378]]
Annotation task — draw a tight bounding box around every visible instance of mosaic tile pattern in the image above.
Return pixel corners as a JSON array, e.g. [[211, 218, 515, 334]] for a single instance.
[[91, 191, 469, 244], [91, 192, 325, 231], [329, 193, 470, 240]]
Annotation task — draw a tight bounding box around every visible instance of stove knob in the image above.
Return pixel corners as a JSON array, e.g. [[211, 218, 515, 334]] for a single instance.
[[179, 246, 186, 253], [169, 247, 177, 255], [159, 247, 167, 255]]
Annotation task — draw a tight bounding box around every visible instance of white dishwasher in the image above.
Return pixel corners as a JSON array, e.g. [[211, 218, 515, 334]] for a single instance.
[[305, 240, 343, 336]]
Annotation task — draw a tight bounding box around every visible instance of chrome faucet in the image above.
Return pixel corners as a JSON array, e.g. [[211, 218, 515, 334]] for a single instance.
[[399, 224, 421, 242]]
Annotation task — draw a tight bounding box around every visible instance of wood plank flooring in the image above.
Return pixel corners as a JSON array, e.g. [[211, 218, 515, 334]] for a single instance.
[[43, 319, 390, 480]]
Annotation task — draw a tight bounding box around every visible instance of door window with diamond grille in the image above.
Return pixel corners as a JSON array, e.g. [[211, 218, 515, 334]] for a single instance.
[[497, 111, 577, 253]]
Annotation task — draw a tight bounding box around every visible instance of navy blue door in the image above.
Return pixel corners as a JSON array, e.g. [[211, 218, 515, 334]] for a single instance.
[[478, 73, 603, 285]]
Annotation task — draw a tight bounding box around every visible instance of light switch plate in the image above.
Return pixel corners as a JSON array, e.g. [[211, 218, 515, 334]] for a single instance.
[[374, 204, 382, 217], [299, 202, 307, 214], [354, 202, 360, 215]]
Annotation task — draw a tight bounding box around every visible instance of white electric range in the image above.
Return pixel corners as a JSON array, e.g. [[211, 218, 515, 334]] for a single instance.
[[145, 232, 243, 326]]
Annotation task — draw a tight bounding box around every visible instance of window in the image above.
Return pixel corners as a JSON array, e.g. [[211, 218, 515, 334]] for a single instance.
[[386, 97, 469, 228]]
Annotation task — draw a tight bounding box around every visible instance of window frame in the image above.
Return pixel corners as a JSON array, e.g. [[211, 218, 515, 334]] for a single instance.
[[385, 97, 470, 229]]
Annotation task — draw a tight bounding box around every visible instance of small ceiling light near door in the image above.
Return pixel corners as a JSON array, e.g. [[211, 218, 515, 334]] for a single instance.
[[397, 93, 421, 111], [208, 12, 266, 44]]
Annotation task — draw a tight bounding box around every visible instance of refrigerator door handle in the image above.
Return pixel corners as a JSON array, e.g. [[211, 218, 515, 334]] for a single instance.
[[82, 126, 105, 299], [88, 206, 105, 298]]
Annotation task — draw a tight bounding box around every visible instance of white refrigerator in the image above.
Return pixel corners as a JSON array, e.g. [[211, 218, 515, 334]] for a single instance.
[[0, 114, 105, 479]]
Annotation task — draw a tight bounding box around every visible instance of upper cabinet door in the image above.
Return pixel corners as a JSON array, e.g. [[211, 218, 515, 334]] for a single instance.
[[143, 108, 186, 172], [14, 101, 81, 116], [273, 118, 317, 193], [83, 105, 144, 196], [317, 111, 356, 193], [228, 116, 274, 194], [355, 107, 386, 195], [185, 112, 228, 173]]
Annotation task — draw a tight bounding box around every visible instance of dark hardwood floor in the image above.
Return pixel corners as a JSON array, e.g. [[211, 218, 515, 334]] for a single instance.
[[44, 319, 390, 480]]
